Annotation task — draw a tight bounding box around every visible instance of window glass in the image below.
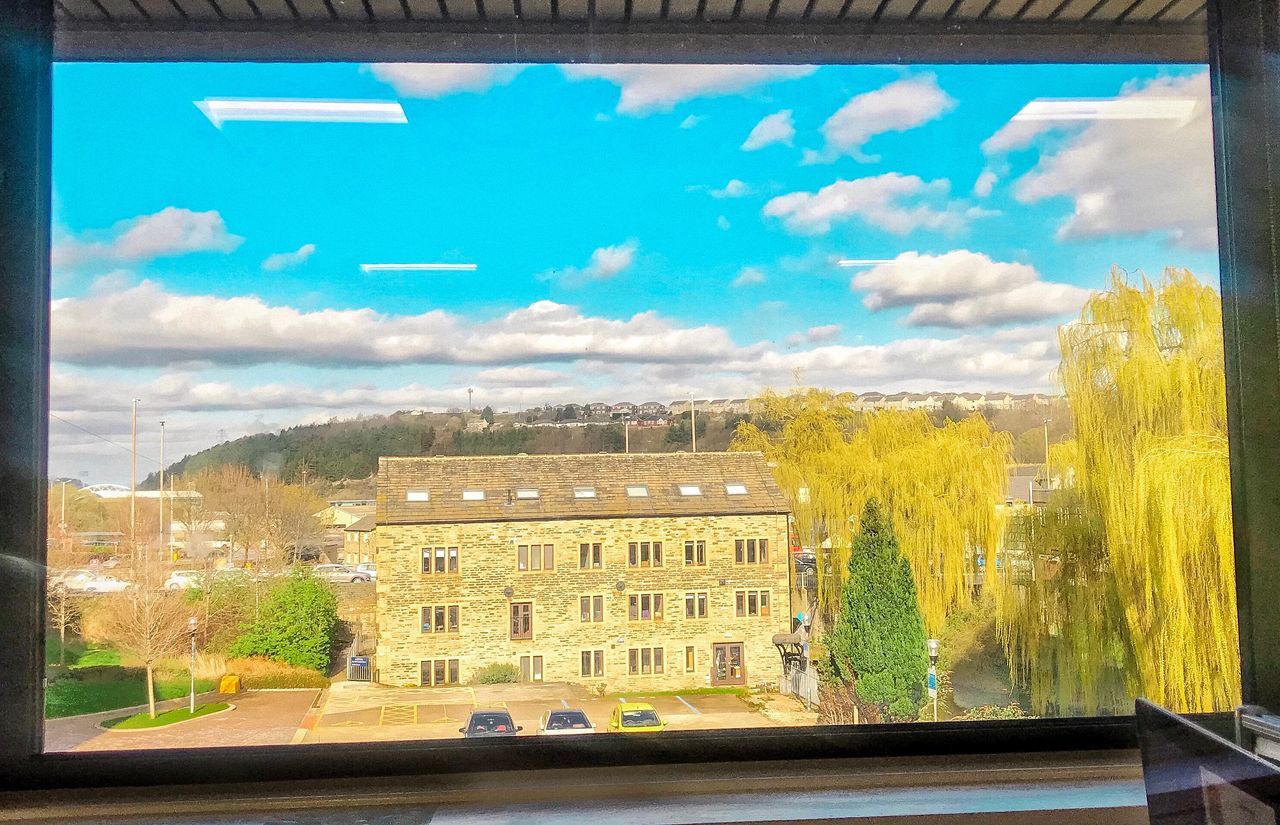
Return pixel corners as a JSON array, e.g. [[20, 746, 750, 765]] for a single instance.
[[44, 58, 1234, 754]]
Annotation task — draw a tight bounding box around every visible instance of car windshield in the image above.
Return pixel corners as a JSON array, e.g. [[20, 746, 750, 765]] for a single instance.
[[621, 710, 660, 727], [468, 714, 513, 732], [546, 712, 589, 729]]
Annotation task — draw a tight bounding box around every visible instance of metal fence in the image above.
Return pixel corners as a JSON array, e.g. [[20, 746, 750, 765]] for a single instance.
[[780, 664, 820, 709]]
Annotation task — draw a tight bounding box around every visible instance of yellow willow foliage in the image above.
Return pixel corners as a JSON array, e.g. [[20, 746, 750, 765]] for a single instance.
[[732, 391, 1010, 634], [1000, 267, 1238, 714]]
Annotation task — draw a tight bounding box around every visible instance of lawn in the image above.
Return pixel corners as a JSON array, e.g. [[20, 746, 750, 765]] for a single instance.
[[44, 636, 121, 668], [105, 703, 230, 730], [45, 672, 220, 718]]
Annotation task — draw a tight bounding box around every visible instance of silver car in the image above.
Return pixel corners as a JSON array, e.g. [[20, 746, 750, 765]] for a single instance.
[[313, 564, 371, 583]]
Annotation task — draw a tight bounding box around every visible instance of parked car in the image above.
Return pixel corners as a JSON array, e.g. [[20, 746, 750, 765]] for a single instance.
[[537, 709, 594, 735], [51, 569, 94, 590], [607, 702, 666, 733], [460, 710, 521, 738], [78, 573, 132, 594], [164, 570, 204, 590], [793, 550, 817, 573], [314, 564, 372, 584], [355, 562, 377, 580]]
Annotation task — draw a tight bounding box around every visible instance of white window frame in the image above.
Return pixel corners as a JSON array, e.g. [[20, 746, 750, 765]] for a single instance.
[[462, 489, 486, 501], [516, 488, 539, 499], [678, 484, 702, 496], [406, 489, 429, 502], [626, 485, 649, 497], [574, 486, 597, 499]]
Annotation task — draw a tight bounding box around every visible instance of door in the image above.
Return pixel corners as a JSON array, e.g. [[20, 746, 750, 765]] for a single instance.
[[711, 643, 746, 685]]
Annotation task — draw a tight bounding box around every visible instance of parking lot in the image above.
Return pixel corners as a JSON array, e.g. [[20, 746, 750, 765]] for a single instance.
[[301, 681, 815, 743]]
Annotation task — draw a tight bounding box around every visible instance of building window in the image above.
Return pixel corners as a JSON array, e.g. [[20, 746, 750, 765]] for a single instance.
[[684, 540, 706, 566], [580, 649, 604, 677], [628, 540, 663, 568], [516, 488, 539, 499], [420, 659, 460, 686], [734, 538, 770, 564], [462, 489, 486, 501], [406, 489, 429, 502], [580, 595, 604, 622], [628, 647, 664, 675], [579, 542, 602, 569], [421, 605, 460, 633], [678, 484, 701, 496], [518, 543, 555, 571], [725, 483, 748, 496], [422, 546, 460, 574], [628, 593, 664, 621], [735, 590, 771, 617], [519, 655, 544, 682], [625, 485, 648, 497], [510, 602, 533, 639], [684, 592, 707, 619], [574, 486, 597, 499], [686, 645, 696, 673]]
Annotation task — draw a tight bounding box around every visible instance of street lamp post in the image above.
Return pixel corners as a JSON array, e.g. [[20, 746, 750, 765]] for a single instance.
[[187, 615, 198, 714], [927, 638, 939, 722]]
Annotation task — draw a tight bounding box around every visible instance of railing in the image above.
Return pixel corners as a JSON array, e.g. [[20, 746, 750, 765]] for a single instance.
[[780, 663, 820, 709]]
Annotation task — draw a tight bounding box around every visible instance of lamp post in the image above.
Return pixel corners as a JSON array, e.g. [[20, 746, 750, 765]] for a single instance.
[[927, 638, 939, 722], [187, 615, 198, 714]]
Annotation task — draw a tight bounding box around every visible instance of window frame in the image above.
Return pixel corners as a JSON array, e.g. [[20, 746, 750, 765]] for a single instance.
[[2, 0, 1275, 791], [510, 602, 533, 640]]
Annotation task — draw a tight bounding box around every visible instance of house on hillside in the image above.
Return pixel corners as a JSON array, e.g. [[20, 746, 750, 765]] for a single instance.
[[610, 402, 637, 419], [637, 401, 668, 416], [372, 452, 792, 691], [342, 514, 376, 565]]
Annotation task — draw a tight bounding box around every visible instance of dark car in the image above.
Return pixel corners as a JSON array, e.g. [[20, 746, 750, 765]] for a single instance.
[[460, 710, 522, 738], [793, 550, 817, 573]]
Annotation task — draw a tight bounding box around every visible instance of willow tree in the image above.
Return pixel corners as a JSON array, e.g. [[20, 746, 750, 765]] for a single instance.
[[732, 391, 1010, 633], [1000, 268, 1237, 714]]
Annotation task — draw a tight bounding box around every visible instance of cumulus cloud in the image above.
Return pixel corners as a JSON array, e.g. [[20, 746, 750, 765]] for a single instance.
[[806, 324, 841, 343], [471, 366, 566, 387], [732, 266, 767, 287], [710, 179, 751, 199], [742, 110, 795, 151], [366, 63, 524, 97], [261, 243, 316, 272], [561, 64, 815, 115], [53, 207, 243, 268], [763, 173, 983, 236], [973, 169, 998, 198], [543, 241, 639, 285], [50, 279, 746, 369], [851, 250, 1092, 327], [803, 76, 955, 164], [987, 72, 1216, 249]]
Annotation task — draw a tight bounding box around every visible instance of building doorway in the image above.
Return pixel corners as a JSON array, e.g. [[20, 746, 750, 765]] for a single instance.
[[711, 643, 745, 685]]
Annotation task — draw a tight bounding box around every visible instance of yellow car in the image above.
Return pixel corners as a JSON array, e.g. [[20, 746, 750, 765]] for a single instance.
[[607, 702, 666, 733]]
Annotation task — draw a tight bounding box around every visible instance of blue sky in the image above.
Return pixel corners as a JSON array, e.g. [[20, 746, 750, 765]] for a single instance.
[[48, 62, 1219, 481]]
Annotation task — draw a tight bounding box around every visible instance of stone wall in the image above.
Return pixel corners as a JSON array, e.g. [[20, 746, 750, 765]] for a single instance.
[[374, 513, 791, 692]]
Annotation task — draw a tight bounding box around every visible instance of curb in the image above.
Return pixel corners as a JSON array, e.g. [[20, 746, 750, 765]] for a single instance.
[[99, 703, 236, 732]]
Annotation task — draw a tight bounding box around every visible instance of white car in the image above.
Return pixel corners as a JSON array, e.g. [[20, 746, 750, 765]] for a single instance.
[[537, 709, 595, 735], [51, 569, 94, 590], [355, 562, 377, 580], [79, 573, 132, 593], [164, 570, 204, 590], [314, 564, 371, 584]]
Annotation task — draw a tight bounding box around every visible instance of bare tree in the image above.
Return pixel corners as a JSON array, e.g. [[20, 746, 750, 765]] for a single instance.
[[263, 484, 326, 568], [46, 583, 81, 667], [94, 559, 192, 718]]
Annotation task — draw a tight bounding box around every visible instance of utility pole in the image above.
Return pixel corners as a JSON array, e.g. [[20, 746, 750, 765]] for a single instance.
[[690, 395, 697, 454], [467, 387, 474, 412], [1043, 417, 1052, 495], [624, 417, 630, 453], [130, 398, 139, 553], [159, 419, 166, 558]]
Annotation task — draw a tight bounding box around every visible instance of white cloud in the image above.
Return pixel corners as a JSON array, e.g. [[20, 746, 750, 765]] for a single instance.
[[851, 250, 1092, 328], [742, 110, 795, 151], [261, 243, 316, 272], [806, 324, 841, 343], [680, 115, 704, 129], [51, 278, 749, 369], [53, 207, 243, 268], [981, 119, 1052, 155], [543, 241, 638, 285], [732, 266, 766, 287], [853, 250, 1039, 310], [803, 76, 955, 164], [472, 366, 566, 387], [561, 64, 816, 115], [990, 72, 1216, 249], [973, 169, 998, 198], [717, 216, 731, 230], [366, 63, 524, 98], [763, 173, 981, 236], [710, 179, 751, 199]]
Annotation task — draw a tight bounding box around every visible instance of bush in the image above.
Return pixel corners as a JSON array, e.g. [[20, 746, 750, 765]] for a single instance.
[[228, 570, 338, 672], [472, 663, 518, 684], [962, 702, 1030, 721], [225, 656, 331, 689]]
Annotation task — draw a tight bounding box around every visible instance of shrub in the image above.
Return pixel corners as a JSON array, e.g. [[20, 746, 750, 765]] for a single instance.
[[472, 663, 519, 684], [225, 656, 331, 689], [962, 702, 1030, 721], [228, 570, 338, 672]]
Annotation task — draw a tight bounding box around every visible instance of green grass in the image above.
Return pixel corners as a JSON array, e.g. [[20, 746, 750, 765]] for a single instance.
[[44, 636, 121, 668], [105, 703, 230, 730], [609, 687, 748, 698], [45, 674, 219, 718]]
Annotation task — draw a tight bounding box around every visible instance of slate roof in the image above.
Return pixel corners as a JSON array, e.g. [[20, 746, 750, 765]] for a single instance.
[[377, 452, 788, 526], [344, 514, 376, 533]]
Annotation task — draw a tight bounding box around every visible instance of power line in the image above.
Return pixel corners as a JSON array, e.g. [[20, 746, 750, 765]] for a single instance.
[[48, 412, 162, 466]]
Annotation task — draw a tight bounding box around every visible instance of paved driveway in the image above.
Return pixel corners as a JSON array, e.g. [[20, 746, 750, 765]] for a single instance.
[[303, 682, 813, 744]]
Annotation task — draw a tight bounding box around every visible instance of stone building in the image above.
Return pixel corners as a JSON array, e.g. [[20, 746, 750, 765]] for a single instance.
[[373, 452, 792, 691]]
